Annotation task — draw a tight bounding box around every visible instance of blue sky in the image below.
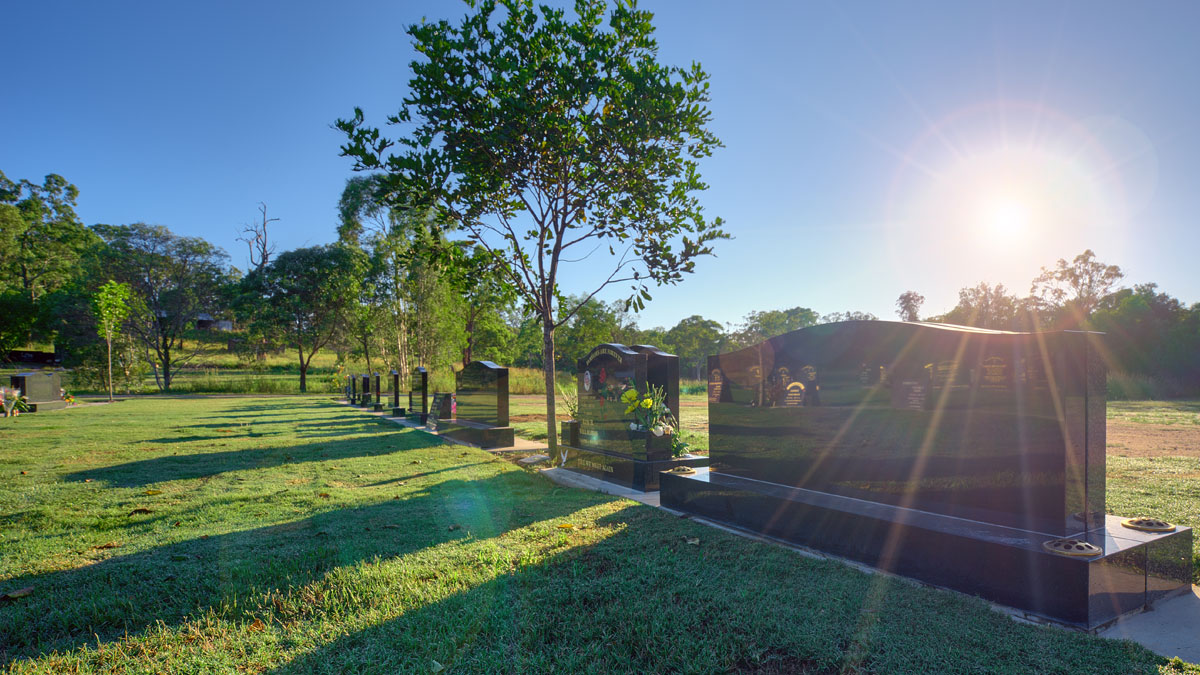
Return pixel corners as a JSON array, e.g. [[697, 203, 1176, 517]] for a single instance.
[[4, 1, 1198, 330]]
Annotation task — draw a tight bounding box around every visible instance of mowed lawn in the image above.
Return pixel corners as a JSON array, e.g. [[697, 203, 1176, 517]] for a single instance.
[[0, 399, 1192, 674]]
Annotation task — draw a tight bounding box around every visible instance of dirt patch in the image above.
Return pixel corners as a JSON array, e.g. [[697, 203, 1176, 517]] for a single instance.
[[1107, 422, 1200, 458]]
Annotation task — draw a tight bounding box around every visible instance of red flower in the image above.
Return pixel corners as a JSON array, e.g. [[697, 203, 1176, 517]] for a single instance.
[[598, 368, 607, 384]]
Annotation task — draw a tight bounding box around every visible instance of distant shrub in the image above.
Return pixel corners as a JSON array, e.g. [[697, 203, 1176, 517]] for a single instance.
[[1107, 372, 1200, 400]]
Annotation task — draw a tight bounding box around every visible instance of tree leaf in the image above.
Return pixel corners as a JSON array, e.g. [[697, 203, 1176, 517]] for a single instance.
[[1, 586, 34, 601], [685, 536, 700, 546], [143, 489, 162, 495]]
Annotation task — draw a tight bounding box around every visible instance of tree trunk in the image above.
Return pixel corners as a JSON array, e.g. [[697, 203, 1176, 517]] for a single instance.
[[298, 346, 307, 393], [106, 332, 114, 403], [464, 311, 476, 367], [161, 334, 172, 391], [542, 316, 560, 463]]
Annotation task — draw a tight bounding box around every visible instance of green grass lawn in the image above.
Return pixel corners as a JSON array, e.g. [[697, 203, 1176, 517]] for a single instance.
[[1108, 400, 1200, 426], [0, 398, 1193, 673]]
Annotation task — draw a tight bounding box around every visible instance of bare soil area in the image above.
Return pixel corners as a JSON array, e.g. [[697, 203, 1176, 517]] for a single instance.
[[1107, 422, 1200, 457]]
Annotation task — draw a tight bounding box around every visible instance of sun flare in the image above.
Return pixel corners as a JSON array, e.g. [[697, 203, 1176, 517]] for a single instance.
[[887, 103, 1155, 277], [980, 198, 1031, 239]]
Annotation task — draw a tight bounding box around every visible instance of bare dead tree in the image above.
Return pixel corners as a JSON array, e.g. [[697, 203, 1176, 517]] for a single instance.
[[237, 202, 279, 272]]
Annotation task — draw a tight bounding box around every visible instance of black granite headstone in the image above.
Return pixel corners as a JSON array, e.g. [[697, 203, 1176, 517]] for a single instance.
[[561, 344, 706, 490], [372, 372, 383, 412], [9, 371, 65, 412], [348, 375, 357, 404], [407, 367, 429, 424], [438, 361, 516, 449], [391, 370, 403, 416], [661, 320, 1192, 629], [360, 374, 372, 408]]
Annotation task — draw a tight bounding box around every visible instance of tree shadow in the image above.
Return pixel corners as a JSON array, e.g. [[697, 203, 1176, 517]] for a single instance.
[[64, 427, 440, 487], [0, 472, 613, 665], [265, 504, 1171, 675]]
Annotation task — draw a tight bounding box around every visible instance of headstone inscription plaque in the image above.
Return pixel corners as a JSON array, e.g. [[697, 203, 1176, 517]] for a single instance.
[[407, 367, 429, 424], [660, 320, 1192, 629], [438, 361, 516, 449], [390, 370, 404, 416], [561, 344, 707, 491], [9, 371, 65, 412]]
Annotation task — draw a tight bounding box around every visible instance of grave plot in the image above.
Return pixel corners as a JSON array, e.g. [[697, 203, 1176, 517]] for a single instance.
[[662, 320, 1192, 630], [561, 343, 707, 491]]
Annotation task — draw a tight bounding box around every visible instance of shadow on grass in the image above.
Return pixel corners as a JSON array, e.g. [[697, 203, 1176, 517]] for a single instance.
[[263, 509, 1173, 675], [65, 420, 436, 488], [0, 471, 609, 666]]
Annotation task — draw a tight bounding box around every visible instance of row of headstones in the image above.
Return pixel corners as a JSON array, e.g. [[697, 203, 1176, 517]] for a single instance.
[[344, 361, 514, 447], [335, 326, 1191, 629]]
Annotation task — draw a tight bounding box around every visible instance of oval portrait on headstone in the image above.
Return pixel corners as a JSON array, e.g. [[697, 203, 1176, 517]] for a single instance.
[[583, 370, 593, 392]]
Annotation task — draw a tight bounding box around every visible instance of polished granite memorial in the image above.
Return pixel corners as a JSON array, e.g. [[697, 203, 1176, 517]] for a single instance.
[[9, 371, 65, 412], [390, 370, 404, 416], [660, 320, 1191, 629], [347, 375, 357, 404], [407, 367, 429, 424], [562, 344, 707, 490], [372, 373, 384, 412], [359, 374, 372, 408], [436, 361, 516, 449]]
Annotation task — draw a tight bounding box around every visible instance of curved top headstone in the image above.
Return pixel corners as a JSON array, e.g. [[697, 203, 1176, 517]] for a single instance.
[[706, 320, 1106, 535]]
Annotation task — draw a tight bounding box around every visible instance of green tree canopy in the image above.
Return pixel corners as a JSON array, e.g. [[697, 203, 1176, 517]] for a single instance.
[[94, 223, 234, 391], [337, 0, 728, 459], [239, 244, 362, 393]]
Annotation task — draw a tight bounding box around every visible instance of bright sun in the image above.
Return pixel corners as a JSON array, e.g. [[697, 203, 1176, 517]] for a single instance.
[[980, 198, 1031, 239]]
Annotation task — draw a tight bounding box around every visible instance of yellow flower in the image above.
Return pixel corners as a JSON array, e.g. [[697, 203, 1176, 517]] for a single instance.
[[620, 389, 638, 404], [640, 398, 652, 409], [625, 404, 637, 414]]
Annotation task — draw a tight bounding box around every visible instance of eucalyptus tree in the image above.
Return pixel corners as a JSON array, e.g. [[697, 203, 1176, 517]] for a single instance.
[[337, 0, 728, 460], [1030, 249, 1124, 328], [93, 223, 233, 391], [0, 171, 98, 349], [241, 244, 362, 393]]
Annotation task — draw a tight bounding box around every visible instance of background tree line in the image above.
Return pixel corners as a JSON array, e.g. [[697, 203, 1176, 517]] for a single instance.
[[4, 168, 1197, 398]]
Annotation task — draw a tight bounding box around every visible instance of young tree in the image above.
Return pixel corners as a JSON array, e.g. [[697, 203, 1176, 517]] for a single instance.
[[895, 291, 925, 322], [241, 245, 361, 392], [337, 0, 728, 461], [94, 223, 233, 391], [93, 280, 132, 402]]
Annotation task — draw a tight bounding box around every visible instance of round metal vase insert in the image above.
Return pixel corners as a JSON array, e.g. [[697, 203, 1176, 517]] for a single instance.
[[1042, 538, 1103, 557], [1121, 517, 1176, 533]]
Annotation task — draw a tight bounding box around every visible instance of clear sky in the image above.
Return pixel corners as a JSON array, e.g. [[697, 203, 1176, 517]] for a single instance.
[[4, 1, 1197, 330]]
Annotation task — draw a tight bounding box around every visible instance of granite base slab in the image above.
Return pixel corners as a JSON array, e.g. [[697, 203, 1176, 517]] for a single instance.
[[661, 468, 1192, 629], [439, 419, 515, 449], [562, 445, 708, 491], [27, 400, 67, 412]]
